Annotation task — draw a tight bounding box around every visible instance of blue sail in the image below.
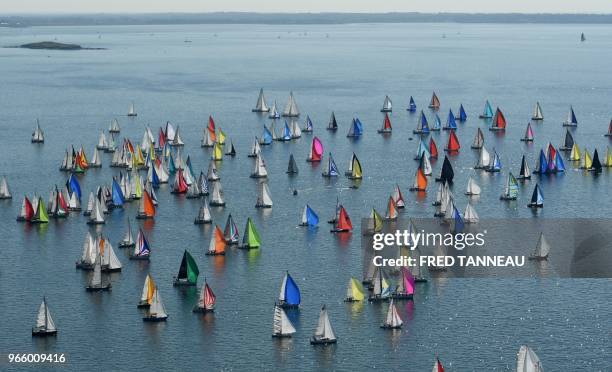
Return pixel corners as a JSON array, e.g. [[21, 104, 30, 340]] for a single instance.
[[199, 174, 209, 194], [555, 153, 566, 172], [284, 273, 301, 305], [419, 111, 430, 133], [68, 174, 81, 200], [492, 152, 502, 170], [416, 139, 430, 159], [408, 96, 417, 112], [151, 166, 160, 188], [433, 114, 441, 130], [262, 125, 273, 145], [458, 104, 467, 121], [452, 205, 464, 232], [186, 156, 194, 176], [306, 205, 319, 226], [112, 178, 125, 206], [354, 118, 363, 136], [168, 152, 176, 174], [282, 121, 292, 140], [570, 108, 577, 124], [139, 232, 150, 255], [328, 154, 339, 176], [535, 185, 544, 204], [305, 116, 313, 131], [535, 150, 548, 174], [484, 101, 494, 118], [446, 109, 457, 129]]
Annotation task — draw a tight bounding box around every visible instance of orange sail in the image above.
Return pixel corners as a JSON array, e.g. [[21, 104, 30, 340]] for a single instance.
[[208, 116, 217, 142], [429, 92, 440, 109], [214, 225, 226, 254], [492, 108, 507, 130], [337, 206, 353, 231], [446, 130, 460, 152], [415, 167, 428, 190], [143, 190, 156, 217], [429, 138, 439, 158]]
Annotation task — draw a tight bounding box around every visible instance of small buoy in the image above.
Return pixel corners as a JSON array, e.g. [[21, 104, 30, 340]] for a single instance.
[[292, 189, 298, 196], [408, 137, 413, 141]]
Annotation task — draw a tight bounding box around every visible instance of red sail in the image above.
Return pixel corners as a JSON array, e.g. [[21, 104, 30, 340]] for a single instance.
[[204, 283, 216, 309], [337, 206, 353, 231], [176, 169, 188, 193], [494, 108, 507, 129], [383, 113, 392, 129], [57, 190, 68, 211], [158, 127, 166, 148], [446, 130, 460, 152], [208, 116, 216, 133], [547, 143, 557, 162], [437, 359, 445, 372], [25, 197, 34, 221], [429, 138, 439, 158]]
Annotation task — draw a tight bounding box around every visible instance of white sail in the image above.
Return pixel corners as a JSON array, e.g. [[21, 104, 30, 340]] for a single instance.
[[109, 118, 121, 132], [165, 122, 176, 141], [210, 182, 224, 205], [532, 102, 543, 120], [254, 88, 270, 112], [201, 128, 214, 147], [68, 191, 80, 210], [282, 92, 300, 117], [313, 306, 336, 341], [149, 289, 167, 318], [90, 199, 105, 223], [384, 299, 403, 327], [300, 205, 308, 225], [0, 176, 11, 198], [97, 131, 108, 149], [463, 203, 479, 223], [128, 103, 136, 116], [290, 120, 302, 138], [172, 126, 185, 146], [90, 147, 101, 167], [273, 305, 296, 336], [207, 161, 220, 181], [382, 95, 392, 111], [516, 345, 543, 372], [121, 219, 134, 246], [36, 299, 56, 331], [90, 255, 102, 286], [32, 120, 44, 142], [533, 233, 550, 258], [269, 101, 279, 119], [252, 153, 268, 178], [102, 241, 122, 270], [250, 138, 261, 156], [422, 154, 433, 175], [140, 275, 152, 303], [476, 146, 491, 168], [466, 177, 481, 195], [257, 183, 273, 207], [84, 192, 95, 215]]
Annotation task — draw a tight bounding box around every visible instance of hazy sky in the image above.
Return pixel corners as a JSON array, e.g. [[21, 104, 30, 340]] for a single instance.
[[1, 1, 612, 14]]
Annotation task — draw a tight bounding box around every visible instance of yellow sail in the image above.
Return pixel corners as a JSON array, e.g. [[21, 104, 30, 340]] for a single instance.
[[149, 146, 156, 161], [605, 147, 612, 167], [135, 175, 142, 198], [217, 129, 226, 145], [583, 150, 592, 169], [134, 146, 145, 166], [213, 142, 223, 161], [570, 143, 581, 161], [147, 275, 156, 304], [372, 209, 383, 232], [352, 156, 362, 179], [350, 278, 365, 301]]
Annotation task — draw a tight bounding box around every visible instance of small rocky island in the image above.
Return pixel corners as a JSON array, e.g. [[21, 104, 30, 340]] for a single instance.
[[17, 41, 104, 50]]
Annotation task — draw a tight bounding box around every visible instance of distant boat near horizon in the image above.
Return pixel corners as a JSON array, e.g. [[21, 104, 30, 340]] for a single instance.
[[31, 119, 44, 143], [127, 102, 137, 117], [252, 88, 270, 112]]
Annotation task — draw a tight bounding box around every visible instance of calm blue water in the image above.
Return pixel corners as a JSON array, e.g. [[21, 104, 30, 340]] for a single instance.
[[0, 23, 610, 371]]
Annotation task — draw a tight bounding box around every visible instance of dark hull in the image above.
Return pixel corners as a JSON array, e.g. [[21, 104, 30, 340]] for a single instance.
[[500, 196, 517, 200], [32, 329, 57, 336], [272, 333, 292, 338], [368, 296, 390, 303], [209, 202, 225, 207], [137, 301, 150, 308], [75, 261, 93, 270], [392, 293, 414, 300], [310, 338, 336, 345], [118, 242, 135, 248], [237, 245, 259, 250], [129, 255, 150, 261], [527, 204, 543, 208], [136, 214, 154, 219], [205, 251, 225, 256], [143, 316, 167, 322], [380, 324, 402, 329], [86, 284, 112, 291], [192, 307, 215, 313], [528, 255, 548, 261], [194, 219, 212, 225], [173, 279, 196, 286]]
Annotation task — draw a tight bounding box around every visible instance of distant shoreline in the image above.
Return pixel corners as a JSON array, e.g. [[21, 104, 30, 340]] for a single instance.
[[2, 12, 612, 27]]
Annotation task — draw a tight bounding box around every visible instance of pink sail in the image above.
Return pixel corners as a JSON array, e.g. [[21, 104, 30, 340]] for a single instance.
[[312, 137, 324, 160], [402, 267, 415, 295]]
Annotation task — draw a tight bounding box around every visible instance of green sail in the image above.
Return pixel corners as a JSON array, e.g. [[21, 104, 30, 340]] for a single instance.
[[185, 251, 199, 283], [243, 218, 261, 248], [35, 198, 49, 223]]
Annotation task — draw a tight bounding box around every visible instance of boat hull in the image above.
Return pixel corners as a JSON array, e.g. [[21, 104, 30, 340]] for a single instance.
[[272, 333, 292, 338], [173, 279, 196, 287], [310, 337, 336, 345], [205, 252, 225, 256], [380, 324, 402, 329], [136, 214, 154, 220], [209, 202, 226, 207], [86, 284, 112, 292], [192, 307, 214, 313], [368, 296, 390, 303], [392, 293, 414, 300], [194, 219, 212, 225], [129, 255, 150, 261], [143, 316, 167, 322], [137, 301, 150, 308], [118, 242, 135, 248], [32, 328, 57, 337]]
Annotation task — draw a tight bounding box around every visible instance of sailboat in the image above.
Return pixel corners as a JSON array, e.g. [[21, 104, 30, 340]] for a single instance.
[[347, 153, 363, 180], [392, 267, 415, 299], [286, 153, 299, 175], [490, 108, 507, 131], [143, 289, 168, 322], [96, 131, 109, 150], [429, 138, 439, 159], [252, 88, 270, 112], [302, 115, 314, 133], [225, 140, 236, 156], [455, 104, 467, 122], [445, 130, 460, 153], [528, 233, 550, 260], [211, 142, 223, 161], [255, 183, 273, 208], [500, 172, 519, 200], [474, 146, 491, 169], [31, 197, 49, 223], [330, 206, 352, 233], [310, 305, 337, 345], [31, 119, 44, 143], [391, 184, 405, 209], [272, 304, 296, 338], [516, 345, 544, 371], [136, 190, 156, 219], [306, 137, 323, 162], [299, 205, 319, 227], [414, 138, 430, 160], [207, 160, 220, 181], [16, 195, 34, 222], [369, 267, 391, 302], [32, 297, 57, 336], [327, 112, 338, 131], [109, 118, 121, 133], [378, 113, 392, 133], [443, 109, 457, 130], [194, 198, 212, 224], [282, 92, 300, 117], [562, 106, 578, 127], [346, 117, 363, 138], [86, 254, 111, 291], [464, 203, 479, 224], [413, 111, 430, 134], [527, 184, 544, 208], [209, 181, 225, 207], [118, 218, 135, 248], [138, 274, 156, 308], [532, 102, 544, 121], [278, 271, 301, 308], [485, 149, 502, 173], [407, 96, 417, 112], [385, 197, 398, 220], [479, 100, 494, 119], [100, 237, 122, 272], [380, 299, 403, 329], [432, 357, 445, 372], [269, 101, 280, 119], [381, 95, 392, 112], [321, 153, 339, 178], [344, 277, 365, 302], [193, 280, 216, 313], [89, 147, 102, 167], [465, 176, 481, 195], [239, 218, 261, 249], [87, 198, 105, 225], [591, 149, 603, 173], [173, 250, 199, 286], [206, 226, 227, 256], [428, 91, 440, 110], [365, 208, 383, 235], [224, 214, 240, 245], [0, 176, 11, 199], [517, 155, 532, 180], [278, 121, 293, 141], [251, 153, 268, 178], [559, 129, 574, 151], [605, 119, 612, 137], [129, 229, 151, 260], [605, 147, 612, 167], [410, 163, 428, 192], [521, 123, 534, 142], [127, 102, 137, 117], [435, 156, 454, 184]]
